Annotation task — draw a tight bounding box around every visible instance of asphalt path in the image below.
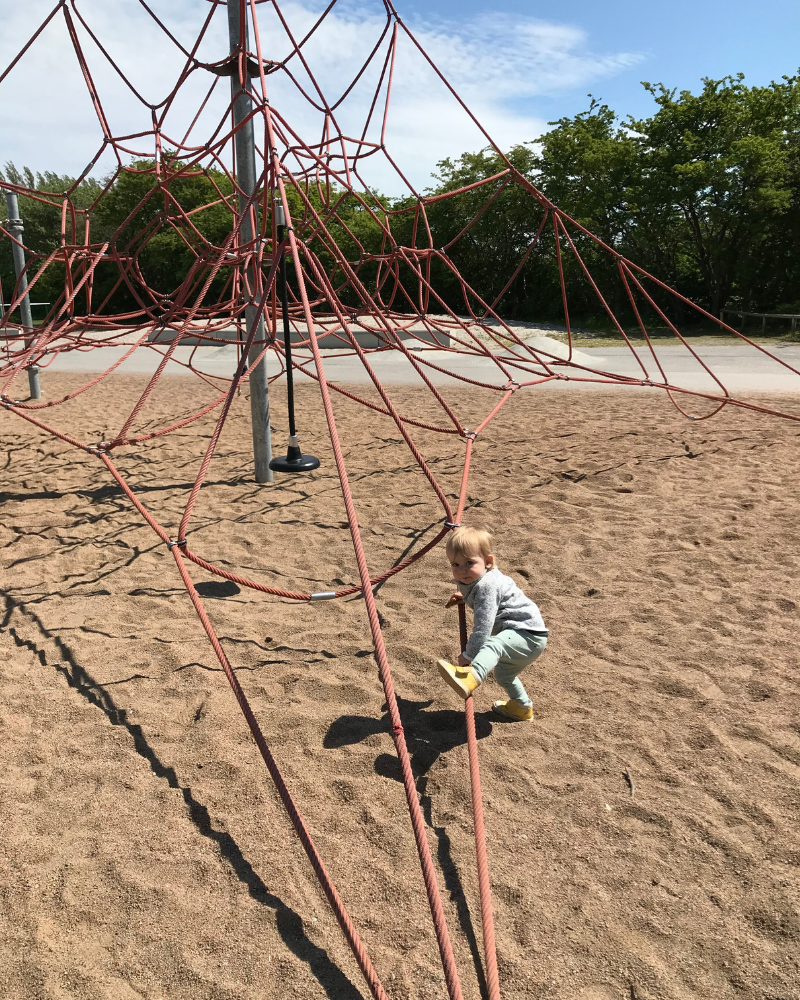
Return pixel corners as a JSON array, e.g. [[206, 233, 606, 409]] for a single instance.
[[32, 339, 800, 394]]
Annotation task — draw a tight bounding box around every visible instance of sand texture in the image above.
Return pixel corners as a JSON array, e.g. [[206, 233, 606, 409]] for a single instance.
[[2, 374, 800, 1000]]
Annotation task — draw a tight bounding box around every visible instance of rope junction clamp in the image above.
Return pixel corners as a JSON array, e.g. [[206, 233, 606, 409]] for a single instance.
[[310, 591, 336, 600], [504, 379, 521, 391], [445, 521, 461, 529], [167, 539, 187, 549], [462, 429, 478, 441]]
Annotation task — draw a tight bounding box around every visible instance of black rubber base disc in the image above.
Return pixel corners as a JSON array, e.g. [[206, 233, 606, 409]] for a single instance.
[[269, 453, 321, 473]]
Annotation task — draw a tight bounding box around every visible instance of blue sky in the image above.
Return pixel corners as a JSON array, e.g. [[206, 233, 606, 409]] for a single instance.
[[402, 0, 800, 124], [0, 0, 797, 193]]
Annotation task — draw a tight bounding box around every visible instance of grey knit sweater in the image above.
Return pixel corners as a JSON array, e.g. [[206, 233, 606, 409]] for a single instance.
[[458, 566, 547, 661]]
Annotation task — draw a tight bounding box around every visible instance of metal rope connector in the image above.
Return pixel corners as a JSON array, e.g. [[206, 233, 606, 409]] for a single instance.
[[462, 429, 478, 441], [444, 520, 461, 529], [504, 379, 521, 391], [310, 591, 336, 600], [166, 539, 187, 549]]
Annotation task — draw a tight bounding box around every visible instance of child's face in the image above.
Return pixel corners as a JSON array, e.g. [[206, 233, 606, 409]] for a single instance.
[[449, 550, 493, 585]]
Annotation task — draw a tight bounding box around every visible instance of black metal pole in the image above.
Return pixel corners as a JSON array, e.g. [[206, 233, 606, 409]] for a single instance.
[[277, 217, 296, 438], [269, 200, 320, 474]]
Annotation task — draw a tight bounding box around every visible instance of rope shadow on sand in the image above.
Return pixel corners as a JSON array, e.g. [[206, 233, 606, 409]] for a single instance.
[[325, 697, 493, 999], [1, 594, 365, 1000], [0, 474, 272, 508]]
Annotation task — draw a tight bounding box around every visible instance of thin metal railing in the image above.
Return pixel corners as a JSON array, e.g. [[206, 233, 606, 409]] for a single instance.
[[721, 308, 800, 334]]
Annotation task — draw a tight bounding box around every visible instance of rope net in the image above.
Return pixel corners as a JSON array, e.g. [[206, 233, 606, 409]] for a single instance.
[[2, 2, 799, 997]]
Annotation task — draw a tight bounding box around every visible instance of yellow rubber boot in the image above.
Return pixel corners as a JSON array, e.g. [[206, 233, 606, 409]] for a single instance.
[[491, 699, 533, 722], [437, 659, 481, 699]]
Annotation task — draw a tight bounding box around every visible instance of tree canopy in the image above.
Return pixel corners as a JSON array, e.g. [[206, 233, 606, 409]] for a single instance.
[[3, 71, 800, 329]]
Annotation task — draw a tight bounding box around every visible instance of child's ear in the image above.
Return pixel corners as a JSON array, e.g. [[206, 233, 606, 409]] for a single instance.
[[486, 554, 495, 568]]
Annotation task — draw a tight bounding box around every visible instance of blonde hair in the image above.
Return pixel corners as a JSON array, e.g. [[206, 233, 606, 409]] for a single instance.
[[446, 526, 494, 562]]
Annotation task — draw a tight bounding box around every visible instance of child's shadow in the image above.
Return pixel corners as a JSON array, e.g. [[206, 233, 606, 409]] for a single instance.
[[324, 696, 493, 780], [325, 698, 494, 998]]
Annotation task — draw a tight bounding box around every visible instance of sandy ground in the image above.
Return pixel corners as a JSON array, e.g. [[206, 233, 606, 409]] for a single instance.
[[2, 373, 800, 1000]]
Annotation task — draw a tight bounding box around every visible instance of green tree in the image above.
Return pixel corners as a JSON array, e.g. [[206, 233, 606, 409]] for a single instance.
[[90, 155, 236, 315], [0, 163, 101, 319], [532, 99, 648, 321], [417, 145, 552, 320], [8, 69, 800, 330], [629, 73, 800, 316]]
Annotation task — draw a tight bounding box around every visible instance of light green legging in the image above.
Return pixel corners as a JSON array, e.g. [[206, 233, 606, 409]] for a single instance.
[[469, 629, 548, 705]]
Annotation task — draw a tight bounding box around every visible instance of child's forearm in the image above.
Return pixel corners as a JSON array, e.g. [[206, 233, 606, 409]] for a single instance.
[[468, 590, 499, 659], [464, 629, 491, 661]]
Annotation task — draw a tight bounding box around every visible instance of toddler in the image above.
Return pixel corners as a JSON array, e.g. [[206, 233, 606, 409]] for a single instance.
[[436, 526, 547, 721]]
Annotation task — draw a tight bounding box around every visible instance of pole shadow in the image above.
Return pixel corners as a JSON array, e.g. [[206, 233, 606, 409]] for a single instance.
[[2, 593, 364, 1000]]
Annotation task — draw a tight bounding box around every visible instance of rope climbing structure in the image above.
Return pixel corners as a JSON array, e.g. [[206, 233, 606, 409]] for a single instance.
[[2, 2, 800, 997]]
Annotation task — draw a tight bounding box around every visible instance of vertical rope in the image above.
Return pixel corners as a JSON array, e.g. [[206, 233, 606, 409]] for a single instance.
[[280, 211, 466, 1000], [458, 601, 501, 1000]]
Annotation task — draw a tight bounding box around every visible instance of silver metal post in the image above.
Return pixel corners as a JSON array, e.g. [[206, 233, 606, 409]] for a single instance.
[[227, 0, 272, 482], [3, 191, 41, 399]]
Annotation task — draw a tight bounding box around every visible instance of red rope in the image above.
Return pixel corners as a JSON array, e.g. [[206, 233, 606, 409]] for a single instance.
[[458, 602, 501, 1000], [281, 207, 465, 1000], [170, 546, 390, 1000]]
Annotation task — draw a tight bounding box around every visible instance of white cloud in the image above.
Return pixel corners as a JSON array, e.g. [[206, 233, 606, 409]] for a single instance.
[[0, 0, 643, 194]]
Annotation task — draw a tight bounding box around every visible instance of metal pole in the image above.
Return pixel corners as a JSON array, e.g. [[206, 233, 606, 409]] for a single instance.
[[268, 201, 319, 474], [3, 191, 41, 399], [227, 0, 272, 483], [277, 208, 296, 438]]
